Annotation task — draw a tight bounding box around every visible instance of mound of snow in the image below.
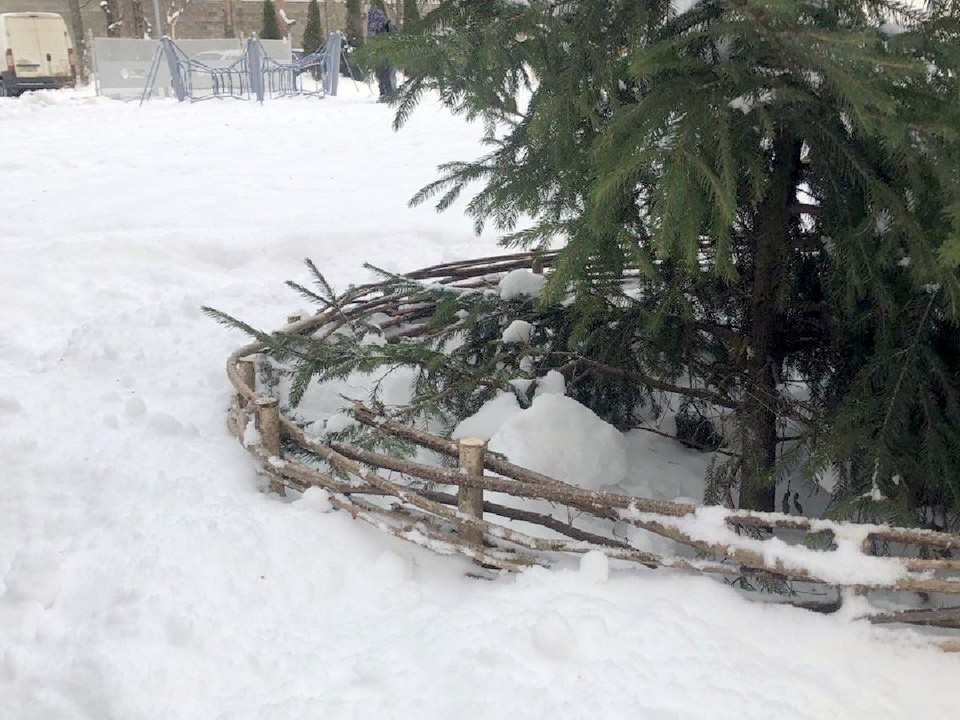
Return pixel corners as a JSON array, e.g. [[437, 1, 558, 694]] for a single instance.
[[489, 393, 629, 490], [498, 269, 546, 300], [297, 487, 333, 513], [452, 392, 522, 441], [501, 319, 533, 344], [533, 369, 565, 397]]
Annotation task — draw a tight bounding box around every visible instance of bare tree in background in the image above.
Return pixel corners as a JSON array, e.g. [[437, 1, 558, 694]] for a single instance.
[[124, 0, 148, 37], [167, 0, 192, 39], [66, 0, 88, 83], [222, 0, 236, 38], [101, 0, 122, 37], [275, 0, 297, 39]]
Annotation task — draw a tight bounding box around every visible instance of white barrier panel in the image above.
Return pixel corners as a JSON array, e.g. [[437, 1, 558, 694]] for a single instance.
[[93, 37, 292, 101], [93, 38, 164, 100]]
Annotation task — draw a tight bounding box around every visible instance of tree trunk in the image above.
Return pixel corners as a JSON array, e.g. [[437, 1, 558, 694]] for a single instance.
[[222, 0, 236, 38], [130, 0, 148, 38], [275, 0, 290, 39], [345, 0, 363, 48], [739, 130, 802, 511], [102, 0, 122, 37], [66, 0, 87, 83]]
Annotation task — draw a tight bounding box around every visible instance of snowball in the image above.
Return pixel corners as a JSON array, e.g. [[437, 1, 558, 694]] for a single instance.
[[531, 612, 576, 660], [298, 487, 333, 513], [452, 392, 523, 441], [501, 319, 533, 344], [489, 394, 629, 490], [533, 370, 565, 398], [579, 550, 610, 583], [124, 396, 146, 417], [498, 269, 546, 300]]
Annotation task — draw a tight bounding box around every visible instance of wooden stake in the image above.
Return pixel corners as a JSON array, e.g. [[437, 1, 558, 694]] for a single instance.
[[255, 397, 285, 496], [458, 438, 486, 548], [238, 354, 257, 394]]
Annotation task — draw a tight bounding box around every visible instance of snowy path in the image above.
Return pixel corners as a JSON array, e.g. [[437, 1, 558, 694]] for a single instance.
[[0, 89, 957, 720]]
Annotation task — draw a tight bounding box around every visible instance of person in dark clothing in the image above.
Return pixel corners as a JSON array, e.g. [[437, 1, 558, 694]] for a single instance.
[[366, 2, 395, 101]]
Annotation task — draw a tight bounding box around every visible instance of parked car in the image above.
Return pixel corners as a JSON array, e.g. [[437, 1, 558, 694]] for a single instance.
[[186, 49, 245, 94], [0, 12, 75, 96], [188, 50, 244, 70]]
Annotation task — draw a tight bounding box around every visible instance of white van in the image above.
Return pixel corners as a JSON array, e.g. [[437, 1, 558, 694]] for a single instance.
[[0, 13, 75, 96]]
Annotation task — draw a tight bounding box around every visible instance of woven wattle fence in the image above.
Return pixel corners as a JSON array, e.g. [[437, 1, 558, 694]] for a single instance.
[[222, 251, 960, 651]]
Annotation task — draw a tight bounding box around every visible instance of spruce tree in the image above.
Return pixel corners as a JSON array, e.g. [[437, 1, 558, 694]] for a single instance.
[[372, 1, 960, 517], [345, 0, 364, 51], [402, 0, 420, 29], [301, 0, 323, 53], [260, 0, 281, 40]]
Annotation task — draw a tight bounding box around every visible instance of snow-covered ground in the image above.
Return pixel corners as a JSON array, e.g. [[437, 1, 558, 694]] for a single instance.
[[1, 85, 957, 720]]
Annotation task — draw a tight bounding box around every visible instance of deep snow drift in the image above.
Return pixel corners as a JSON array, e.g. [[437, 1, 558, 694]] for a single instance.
[[1, 86, 957, 720]]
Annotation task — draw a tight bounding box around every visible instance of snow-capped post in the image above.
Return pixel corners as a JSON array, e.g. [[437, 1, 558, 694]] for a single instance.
[[255, 396, 285, 495], [458, 437, 485, 549]]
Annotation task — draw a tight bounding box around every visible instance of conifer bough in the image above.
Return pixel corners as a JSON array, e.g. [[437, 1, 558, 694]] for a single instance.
[[371, 0, 960, 518]]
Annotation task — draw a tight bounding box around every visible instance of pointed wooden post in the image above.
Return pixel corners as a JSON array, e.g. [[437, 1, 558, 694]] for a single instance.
[[238, 354, 258, 395], [255, 397, 285, 496], [234, 354, 259, 439], [458, 437, 485, 548]]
